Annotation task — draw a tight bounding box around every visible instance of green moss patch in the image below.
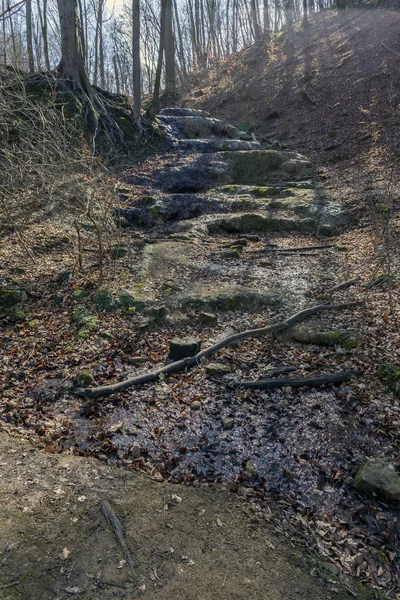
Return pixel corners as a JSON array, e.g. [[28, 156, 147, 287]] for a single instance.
[[379, 363, 400, 396]]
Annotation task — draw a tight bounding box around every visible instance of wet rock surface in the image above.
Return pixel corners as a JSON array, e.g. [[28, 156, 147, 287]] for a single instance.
[[354, 459, 400, 502]]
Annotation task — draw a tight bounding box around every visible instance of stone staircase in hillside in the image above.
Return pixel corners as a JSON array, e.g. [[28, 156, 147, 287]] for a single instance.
[[124, 108, 347, 237]]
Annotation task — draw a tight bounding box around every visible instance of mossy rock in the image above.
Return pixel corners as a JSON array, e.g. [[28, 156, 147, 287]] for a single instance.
[[75, 370, 94, 387], [72, 306, 99, 338], [205, 363, 232, 376], [209, 250, 241, 260], [117, 116, 134, 139], [354, 458, 400, 501], [109, 246, 129, 260], [178, 287, 280, 313], [93, 291, 115, 311], [379, 363, 400, 396], [0, 289, 27, 309], [116, 290, 137, 308], [225, 150, 284, 185], [221, 150, 313, 185], [207, 213, 315, 235], [71, 289, 89, 301], [8, 307, 28, 322], [57, 271, 72, 285], [277, 322, 355, 347], [252, 186, 283, 198]]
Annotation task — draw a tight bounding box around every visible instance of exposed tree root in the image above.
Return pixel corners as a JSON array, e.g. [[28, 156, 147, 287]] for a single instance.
[[20, 70, 147, 153], [253, 244, 334, 254], [241, 370, 362, 390], [80, 301, 364, 400]]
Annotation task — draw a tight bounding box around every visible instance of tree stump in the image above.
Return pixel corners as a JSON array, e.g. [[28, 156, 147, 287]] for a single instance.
[[169, 337, 201, 360]]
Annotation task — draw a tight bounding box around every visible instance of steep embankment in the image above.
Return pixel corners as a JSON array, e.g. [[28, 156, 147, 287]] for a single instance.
[[185, 7, 400, 214]]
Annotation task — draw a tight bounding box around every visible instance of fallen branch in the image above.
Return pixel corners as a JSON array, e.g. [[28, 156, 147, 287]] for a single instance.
[[81, 301, 363, 400], [258, 366, 297, 378], [101, 500, 135, 577], [324, 277, 360, 295], [0, 582, 19, 590], [248, 245, 334, 254], [241, 370, 362, 390]]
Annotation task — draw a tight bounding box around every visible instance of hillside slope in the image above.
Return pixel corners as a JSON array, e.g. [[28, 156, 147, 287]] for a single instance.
[[185, 7, 400, 215]]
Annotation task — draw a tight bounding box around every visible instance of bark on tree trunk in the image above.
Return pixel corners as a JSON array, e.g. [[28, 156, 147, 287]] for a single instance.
[[26, 0, 35, 72], [132, 0, 142, 131], [250, 0, 262, 41], [37, 0, 51, 70], [164, 0, 175, 97], [263, 0, 270, 39], [146, 0, 167, 119]]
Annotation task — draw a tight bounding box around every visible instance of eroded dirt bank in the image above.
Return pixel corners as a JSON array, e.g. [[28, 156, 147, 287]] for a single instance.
[[0, 433, 383, 600]]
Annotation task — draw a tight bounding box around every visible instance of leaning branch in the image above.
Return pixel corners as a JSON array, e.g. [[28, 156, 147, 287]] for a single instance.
[[324, 277, 360, 295], [81, 301, 363, 400]]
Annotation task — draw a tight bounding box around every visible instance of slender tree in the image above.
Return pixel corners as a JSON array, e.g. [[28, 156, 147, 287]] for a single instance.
[[132, 0, 141, 130], [25, 0, 34, 71], [164, 0, 175, 97], [146, 0, 166, 119]]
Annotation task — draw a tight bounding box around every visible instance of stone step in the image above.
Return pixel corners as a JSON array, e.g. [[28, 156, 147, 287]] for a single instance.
[[157, 150, 313, 193], [159, 108, 211, 117], [178, 138, 261, 153], [157, 115, 251, 141]]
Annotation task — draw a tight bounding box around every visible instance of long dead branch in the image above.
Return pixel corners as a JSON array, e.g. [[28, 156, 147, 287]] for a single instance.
[[247, 244, 334, 255], [241, 370, 362, 390], [81, 301, 363, 400], [324, 277, 360, 295]]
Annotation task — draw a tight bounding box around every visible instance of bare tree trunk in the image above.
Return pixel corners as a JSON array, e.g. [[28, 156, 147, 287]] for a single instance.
[[37, 0, 51, 70], [57, 0, 92, 95], [146, 0, 167, 119], [26, 0, 35, 71], [164, 0, 175, 97], [284, 0, 294, 33], [113, 54, 120, 93], [2, 0, 7, 64], [173, 0, 187, 77], [132, 0, 142, 130], [250, 0, 262, 41], [98, 0, 105, 88], [263, 0, 270, 39], [303, 0, 308, 26]]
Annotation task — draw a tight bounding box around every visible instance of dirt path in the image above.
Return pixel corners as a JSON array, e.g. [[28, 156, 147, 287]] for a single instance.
[[0, 109, 398, 598], [0, 432, 382, 600]]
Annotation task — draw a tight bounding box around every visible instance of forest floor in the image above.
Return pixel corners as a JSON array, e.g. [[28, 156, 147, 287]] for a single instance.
[[0, 431, 374, 600], [1, 6, 400, 600]]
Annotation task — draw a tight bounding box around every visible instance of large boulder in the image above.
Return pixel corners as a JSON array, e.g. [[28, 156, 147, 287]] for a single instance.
[[222, 150, 313, 184], [354, 459, 400, 501], [206, 213, 315, 235], [276, 320, 356, 347], [0, 288, 27, 309], [158, 115, 250, 140], [175, 286, 281, 312]]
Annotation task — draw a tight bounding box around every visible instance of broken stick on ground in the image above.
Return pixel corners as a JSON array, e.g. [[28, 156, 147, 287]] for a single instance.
[[101, 500, 135, 578]]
